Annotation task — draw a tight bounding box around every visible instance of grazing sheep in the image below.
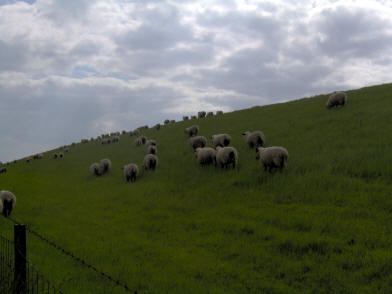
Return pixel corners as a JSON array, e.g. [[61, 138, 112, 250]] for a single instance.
[[183, 116, 189, 121], [0, 168, 6, 174], [164, 119, 170, 125], [207, 111, 214, 117], [216, 146, 238, 169], [0, 190, 16, 217], [185, 125, 199, 137], [59, 152, 64, 158], [122, 130, 126, 135], [53, 153, 58, 159], [189, 136, 207, 150], [195, 147, 216, 166], [99, 158, 111, 174], [216, 110, 223, 115], [90, 163, 102, 176], [111, 136, 120, 143], [154, 123, 161, 130], [123, 163, 139, 182], [81, 139, 88, 144], [144, 154, 158, 171], [211, 134, 231, 148], [147, 145, 157, 155], [198, 111, 206, 119], [170, 120, 176, 124], [26, 158, 31, 163], [64, 147, 69, 153], [256, 146, 289, 172], [135, 136, 147, 146], [242, 131, 265, 148], [191, 115, 197, 120], [326, 91, 347, 109], [146, 140, 157, 147], [71, 142, 76, 146], [33, 154, 43, 160], [133, 129, 140, 136]]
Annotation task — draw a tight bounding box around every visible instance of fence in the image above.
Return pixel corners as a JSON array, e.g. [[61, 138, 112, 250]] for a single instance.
[[0, 223, 63, 294]]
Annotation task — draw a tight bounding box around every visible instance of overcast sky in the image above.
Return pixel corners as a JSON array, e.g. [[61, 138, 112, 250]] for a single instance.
[[1, 0, 391, 162]]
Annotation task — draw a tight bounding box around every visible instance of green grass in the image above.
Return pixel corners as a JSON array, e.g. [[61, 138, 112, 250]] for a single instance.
[[1, 83, 392, 293]]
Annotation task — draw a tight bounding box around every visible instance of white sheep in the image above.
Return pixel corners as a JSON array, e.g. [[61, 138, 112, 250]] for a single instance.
[[206, 111, 214, 117], [146, 140, 157, 147], [123, 163, 139, 182], [53, 153, 58, 159], [195, 147, 216, 166], [211, 134, 231, 148], [242, 131, 265, 148], [59, 152, 64, 158], [326, 91, 347, 109], [189, 136, 207, 150], [99, 158, 111, 174], [0, 190, 16, 217], [191, 115, 197, 120], [0, 167, 6, 174], [255, 146, 289, 172], [147, 145, 157, 155], [185, 125, 199, 137], [216, 146, 238, 169], [216, 110, 223, 115], [164, 119, 170, 125], [90, 163, 102, 176], [183, 116, 189, 121], [144, 154, 158, 171], [155, 124, 161, 130]]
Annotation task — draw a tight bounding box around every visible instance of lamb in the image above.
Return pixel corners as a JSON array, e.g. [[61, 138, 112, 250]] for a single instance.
[[59, 152, 64, 158], [164, 119, 170, 125], [183, 116, 189, 121], [144, 154, 158, 171], [242, 131, 265, 148], [185, 125, 199, 137], [123, 163, 139, 182], [146, 140, 157, 147], [206, 112, 214, 117], [135, 136, 147, 146], [326, 91, 347, 109], [191, 115, 197, 120], [0, 168, 6, 174], [198, 111, 206, 119], [147, 145, 157, 155], [100, 158, 111, 174], [90, 163, 102, 176], [195, 147, 216, 166], [53, 153, 58, 159], [216, 110, 223, 115], [189, 136, 207, 150], [154, 123, 161, 130], [255, 146, 289, 172], [211, 134, 231, 148], [0, 190, 16, 217], [216, 146, 238, 169]]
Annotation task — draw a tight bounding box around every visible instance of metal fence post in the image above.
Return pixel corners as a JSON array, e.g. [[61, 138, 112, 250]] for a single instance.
[[14, 224, 26, 294]]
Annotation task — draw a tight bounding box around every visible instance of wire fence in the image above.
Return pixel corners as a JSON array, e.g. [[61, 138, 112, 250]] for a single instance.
[[3, 216, 137, 294], [0, 234, 14, 293]]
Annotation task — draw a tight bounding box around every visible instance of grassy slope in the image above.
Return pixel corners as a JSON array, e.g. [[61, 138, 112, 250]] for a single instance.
[[1, 83, 392, 293]]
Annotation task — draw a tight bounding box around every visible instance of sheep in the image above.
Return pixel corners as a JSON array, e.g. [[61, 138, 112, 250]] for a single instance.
[[242, 131, 265, 148], [154, 123, 161, 130], [195, 147, 216, 166], [191, 115, 197, 120], [100, 158, 111, 174], [81, 139, 88, 144], [189, 136, 207, 150], [164, 119, 170, 125], [147, 145, 157, 155], [144, 154, 158, 171], [183, 116, 189, 121], [123, 163, 139, 182], [146, 139, 157, 147], [170, 120, 176, 124], [59, 152, 64, 158], [185, 125, 199, 137], [326, 91, 347, 109], [53, 153, 58, 159], [26, 158, 31, 163], [135, 136, 147, 146], [90, 163, 102, 176], [33, 154, 43, 160], [133, 129, 140, 136], [198, 111, 206, 119], [0, 190, 16, 217], [207, 111, 214, 117], [211, 134, 231, 148], [216, 146, 238, 169], [64, 147, 69, 153], [256, 146, 289, 172], [216, 110, 223, 115], [0, 168, 6, 174], [122, 130, 126, 135]]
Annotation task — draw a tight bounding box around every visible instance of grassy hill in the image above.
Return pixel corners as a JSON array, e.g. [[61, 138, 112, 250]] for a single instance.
[[1, 83, 392, 293]]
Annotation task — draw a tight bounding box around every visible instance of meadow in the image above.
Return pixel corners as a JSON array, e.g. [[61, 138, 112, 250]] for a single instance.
[[1, 83, 392, 293]]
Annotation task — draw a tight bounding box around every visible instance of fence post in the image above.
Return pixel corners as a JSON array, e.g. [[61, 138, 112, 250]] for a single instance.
[[14, 224, 26, 294]]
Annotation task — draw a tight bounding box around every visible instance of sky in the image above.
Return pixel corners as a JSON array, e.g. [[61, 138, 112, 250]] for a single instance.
[[1, 0, 392, 162]]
